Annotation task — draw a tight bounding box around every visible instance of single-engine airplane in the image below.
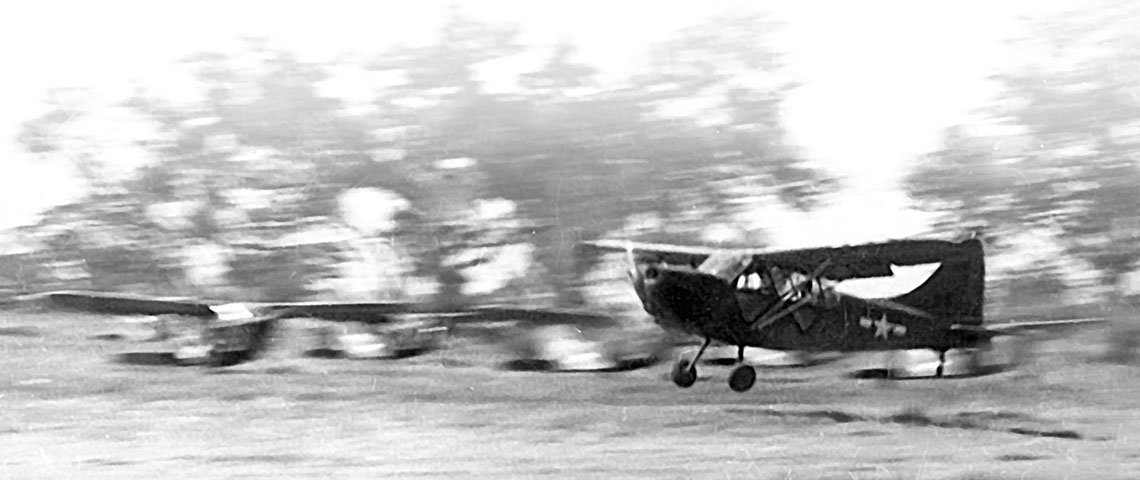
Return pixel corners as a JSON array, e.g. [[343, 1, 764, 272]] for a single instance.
[[580, 237, 1102, 392]]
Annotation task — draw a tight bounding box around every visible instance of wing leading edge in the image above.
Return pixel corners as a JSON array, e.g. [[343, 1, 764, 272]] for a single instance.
[[581, 238, 982, 281], [24, 290, 617, 326]]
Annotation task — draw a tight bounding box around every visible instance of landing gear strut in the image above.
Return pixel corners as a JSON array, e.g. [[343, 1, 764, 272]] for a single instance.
[[728, 344, 757, 392], [671, 338, 711, 388], [935, 349, 948, 378], [671, 341, 758, 392]]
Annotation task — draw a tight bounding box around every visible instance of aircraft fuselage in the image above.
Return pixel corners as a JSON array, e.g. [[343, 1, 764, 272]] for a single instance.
[[636, 265, 982, 353]]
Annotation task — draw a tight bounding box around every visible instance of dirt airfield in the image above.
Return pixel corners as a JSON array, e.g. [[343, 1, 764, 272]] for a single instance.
[[2, 310, 1139, 480]]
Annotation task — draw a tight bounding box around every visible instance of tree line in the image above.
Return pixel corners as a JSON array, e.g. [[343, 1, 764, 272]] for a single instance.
[[4, 4, 1139, 320]]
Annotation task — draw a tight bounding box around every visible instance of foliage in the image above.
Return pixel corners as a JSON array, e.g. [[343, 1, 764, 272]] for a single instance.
[[907, 0, 1140, 303], [4, 8, 823, 303]]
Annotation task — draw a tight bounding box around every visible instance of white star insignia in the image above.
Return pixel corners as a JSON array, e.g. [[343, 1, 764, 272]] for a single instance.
[[860, 314, 907, 339], [873, 314, 892, 339]]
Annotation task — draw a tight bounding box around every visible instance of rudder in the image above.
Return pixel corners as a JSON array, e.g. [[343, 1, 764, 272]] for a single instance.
[[891, 239, 985, 324]]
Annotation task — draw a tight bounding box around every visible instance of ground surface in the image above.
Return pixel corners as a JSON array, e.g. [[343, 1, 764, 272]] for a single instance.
[[2, 310, 1139, 480]]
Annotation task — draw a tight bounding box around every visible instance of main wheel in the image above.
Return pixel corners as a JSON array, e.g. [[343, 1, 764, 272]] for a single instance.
[[728, 364, 757, 392], [671, 357, 697, 388]]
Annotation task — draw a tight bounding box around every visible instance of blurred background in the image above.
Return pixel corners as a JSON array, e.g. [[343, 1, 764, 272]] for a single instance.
[[0, 0, 1137, 323]]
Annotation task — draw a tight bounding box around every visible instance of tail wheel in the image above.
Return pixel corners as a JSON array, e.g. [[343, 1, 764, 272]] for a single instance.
[[671, 357, 697, 388], [728, 364, 757, 392]]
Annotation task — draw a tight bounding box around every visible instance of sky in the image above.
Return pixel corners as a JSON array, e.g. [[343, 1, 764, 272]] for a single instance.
[[0, 0, 1071, 245]]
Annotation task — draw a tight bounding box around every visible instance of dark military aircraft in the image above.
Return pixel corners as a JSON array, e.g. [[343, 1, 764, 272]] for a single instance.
[[581, 238, 1101, 392]]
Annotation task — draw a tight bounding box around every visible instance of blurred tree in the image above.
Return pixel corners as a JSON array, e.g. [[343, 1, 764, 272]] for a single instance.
[[17, 40, 379, 300], [15, 88, 191, 294], [633, 10, 834, 211], [18, 88, 163, 190], [907, 0, 1140, 301], [17, 88, 99, 182], [451, 9, 831, 305], [355, 9, 537, 307], [125, 40, 376, 300], [13, 9, 833, 307]]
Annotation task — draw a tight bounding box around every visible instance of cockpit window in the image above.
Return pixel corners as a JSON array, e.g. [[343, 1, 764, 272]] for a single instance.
[[735, 269, 776, 294], [735, 266, 841, 307], [735, 272, 769, 291], [698, 252, 753, 281]]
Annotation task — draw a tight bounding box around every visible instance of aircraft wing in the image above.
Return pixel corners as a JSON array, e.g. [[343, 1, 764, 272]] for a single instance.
[[252, 301, 423, 323], [581, 238, 982, 281], [455, 306, 617, 326], [258, 303, 617, 326], [581, 239, 719, 266], [750, 239, 980, 281], [23, 290, 216, 317], [23, 290, 428, 323], [24, 290, 616, 326]]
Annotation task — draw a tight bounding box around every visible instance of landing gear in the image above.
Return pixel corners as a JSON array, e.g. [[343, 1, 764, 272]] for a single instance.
[[728, 345, 756, 392], [935, 349, 948, 378], [671, 338, 711, 388], [671, 356, 697, 388], [671, 341, 759, 392], [728, 364, 756, 392]]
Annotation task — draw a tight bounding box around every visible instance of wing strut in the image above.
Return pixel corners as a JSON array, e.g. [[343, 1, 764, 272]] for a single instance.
[[749, 259, 834, 333]]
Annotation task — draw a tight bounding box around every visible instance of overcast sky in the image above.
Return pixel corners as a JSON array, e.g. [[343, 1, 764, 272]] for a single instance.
[[0, 1, 1073, 245]]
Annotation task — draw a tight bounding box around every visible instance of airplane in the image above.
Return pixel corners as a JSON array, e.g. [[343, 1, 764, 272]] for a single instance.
[[579, 237, 1104, 392], [22, 290, 618, 367]]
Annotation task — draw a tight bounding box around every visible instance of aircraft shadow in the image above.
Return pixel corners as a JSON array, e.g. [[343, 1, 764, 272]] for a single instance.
[[500, 356, 663, 373], [700, 355, 844, 369], [114, 349, 262, 368], [114, 351, 180, 366], [301, 347, 434, 360], [847, 363, 1013, 380]]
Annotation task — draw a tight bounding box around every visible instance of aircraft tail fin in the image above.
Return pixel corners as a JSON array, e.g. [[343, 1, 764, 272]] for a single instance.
[[891, 239, 985, 325]]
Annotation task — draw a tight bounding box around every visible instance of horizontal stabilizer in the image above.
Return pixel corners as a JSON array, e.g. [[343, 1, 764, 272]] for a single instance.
[[953, 317, 1106, 337], [984, 317, 1106, 332]]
